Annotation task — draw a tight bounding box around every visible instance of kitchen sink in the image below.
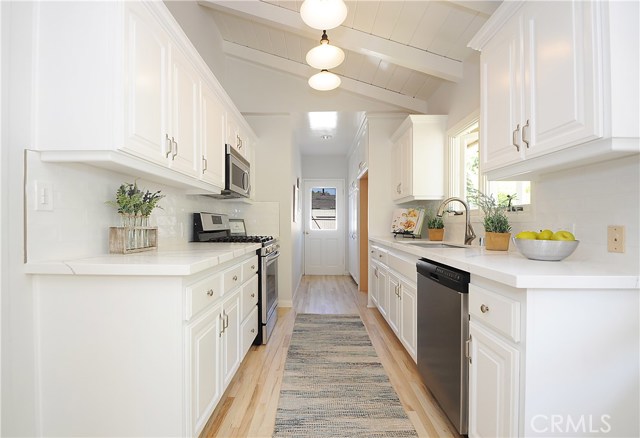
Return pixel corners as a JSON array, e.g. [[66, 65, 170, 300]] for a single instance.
[[403, 242, 467, 248]]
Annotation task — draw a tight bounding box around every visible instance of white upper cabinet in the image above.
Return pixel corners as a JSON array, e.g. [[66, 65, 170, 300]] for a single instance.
[[124, 3, 170, 164], [167, 45, 201, 177], [200, 83, 226, 188], [470, 0, 639, 180], [390, 115, 447, 203], [32, 1, 254, 193]]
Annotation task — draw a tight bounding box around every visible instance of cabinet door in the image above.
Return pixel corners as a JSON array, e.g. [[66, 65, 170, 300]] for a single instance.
[[377, 267, 389, 319], [523, 1, 602, 156], [201, 83, 226, 187], [480, 13, 524, 172], [186, 304, 222, 437], [168, 46, 200, 176], [221, 292, 241, 389], [124, 3, 169, 163], [370, 261, 379, 306], [399, 280, 417, 361], [400, 130, 413, 197], [468, 321, 520, 438], [387, 273, 400, 334], [348, 190, 359, 283]]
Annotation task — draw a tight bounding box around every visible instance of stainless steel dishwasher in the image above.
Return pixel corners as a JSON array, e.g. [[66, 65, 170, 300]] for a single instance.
[[417, 258, 470, 435]]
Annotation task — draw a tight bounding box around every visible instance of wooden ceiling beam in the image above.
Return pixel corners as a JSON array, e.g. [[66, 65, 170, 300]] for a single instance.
[[198, 0, 463, 82]]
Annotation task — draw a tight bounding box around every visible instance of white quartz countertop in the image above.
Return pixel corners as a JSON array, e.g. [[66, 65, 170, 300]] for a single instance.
[[23, 243, 261, 276], [370, 236, 639, 290]]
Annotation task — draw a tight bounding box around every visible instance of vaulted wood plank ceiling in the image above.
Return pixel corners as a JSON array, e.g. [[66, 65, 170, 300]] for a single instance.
[[198, 0, 500, 112]]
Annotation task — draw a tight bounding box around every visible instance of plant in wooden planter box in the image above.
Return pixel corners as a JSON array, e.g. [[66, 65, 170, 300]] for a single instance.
[[426, 212, 445, 241], [469, 189, 512, 251], [107, 181, 164, 252]]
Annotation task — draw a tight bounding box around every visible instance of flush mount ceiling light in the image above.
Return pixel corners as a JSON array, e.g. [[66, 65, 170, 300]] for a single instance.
[[306, 30, 345, 70], [308, 70, 341, 91], [300, 0, 348, 30]]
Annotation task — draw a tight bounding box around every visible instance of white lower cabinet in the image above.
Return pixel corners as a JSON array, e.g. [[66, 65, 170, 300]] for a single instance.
[[186, 302, 223, 435], [467, 277, 639, 437], [468, 320, 520, 438], [31, 252, 259, 437], [369, 243, 418, 362]]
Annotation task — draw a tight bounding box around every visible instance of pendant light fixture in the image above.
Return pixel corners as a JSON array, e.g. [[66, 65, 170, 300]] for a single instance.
[[306, 30, 345, 70], [308, 70, 341, 91], [300, 0, 348, 30]]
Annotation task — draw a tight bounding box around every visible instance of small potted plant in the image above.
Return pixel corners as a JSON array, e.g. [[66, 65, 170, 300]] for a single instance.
[[107, 181, 165, 251], [426, 213, 445, 241], [470, 189, 512, 251]]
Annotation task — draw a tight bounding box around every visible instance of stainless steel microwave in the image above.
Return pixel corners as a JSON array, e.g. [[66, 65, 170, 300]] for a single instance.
[[222, 144, 250, 198]]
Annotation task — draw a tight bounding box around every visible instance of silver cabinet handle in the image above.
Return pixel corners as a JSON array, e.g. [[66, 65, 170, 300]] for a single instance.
[[233, 275, 238, 281], [512, 124, 520, 152], [251, 265, 255, 270], [172, 137, 178, 159], [522, 119, 530, 149], [206, 289, 214, 297], [480, 304, 490, 313], [224, 312, 229, 329], [202, 156, 208, 173], [219, 314, 225, 337], [251, 293, 255, 298], [251, 328, 255, 333], [165, 134, 172, 158]]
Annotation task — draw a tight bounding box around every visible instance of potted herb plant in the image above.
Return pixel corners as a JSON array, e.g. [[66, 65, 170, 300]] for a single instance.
[[470, 189, 512, 251], [426, 213, 445, 241], [107, 182, 165, 250]]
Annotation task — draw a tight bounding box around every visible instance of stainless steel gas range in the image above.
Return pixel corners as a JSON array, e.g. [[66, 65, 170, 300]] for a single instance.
[[193, 212, 279, 345]]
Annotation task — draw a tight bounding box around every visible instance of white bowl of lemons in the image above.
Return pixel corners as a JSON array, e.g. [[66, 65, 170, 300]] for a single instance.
[[513, 230, 579, 261]]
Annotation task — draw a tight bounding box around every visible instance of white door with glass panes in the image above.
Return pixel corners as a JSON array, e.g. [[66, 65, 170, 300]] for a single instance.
[[303, 180, 345, 275]]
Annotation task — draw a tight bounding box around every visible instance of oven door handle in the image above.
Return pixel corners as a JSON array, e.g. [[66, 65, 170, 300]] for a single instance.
[[265, 250, 280, 262]]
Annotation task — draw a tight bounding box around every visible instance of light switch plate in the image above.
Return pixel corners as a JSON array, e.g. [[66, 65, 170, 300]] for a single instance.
[[34, 181, 54, 211], [607, 225, 625, 253]]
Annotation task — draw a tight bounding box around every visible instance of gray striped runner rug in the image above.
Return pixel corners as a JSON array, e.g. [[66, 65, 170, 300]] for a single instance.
[[273, 313, 418, 437]]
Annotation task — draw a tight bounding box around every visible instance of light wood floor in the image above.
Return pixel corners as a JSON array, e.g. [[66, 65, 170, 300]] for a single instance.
[[200, 275, 461, 438]]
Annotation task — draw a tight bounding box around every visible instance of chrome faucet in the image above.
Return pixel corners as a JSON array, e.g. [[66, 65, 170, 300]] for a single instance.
[[436, 197, 476, 245]]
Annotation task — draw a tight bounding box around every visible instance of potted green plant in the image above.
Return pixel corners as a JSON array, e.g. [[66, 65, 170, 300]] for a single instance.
[[469, 189, 512, 251], [107, 182, 165, 250], [426, 213, 445, 241]]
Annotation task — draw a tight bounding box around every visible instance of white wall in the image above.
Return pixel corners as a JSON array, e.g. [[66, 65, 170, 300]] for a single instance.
[[163, 1, 227, 85], [302, 155, 347, 180], [2, 3, 37, 435], [246, 114, 302, 306], [427, 53, 480, 131], [367, 114, 408, 237]]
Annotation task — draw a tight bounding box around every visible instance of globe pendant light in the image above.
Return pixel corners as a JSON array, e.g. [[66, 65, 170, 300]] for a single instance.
[[308, 70, 341, 91], [300, 0, 348, 30], [306, 30, 345, 70]]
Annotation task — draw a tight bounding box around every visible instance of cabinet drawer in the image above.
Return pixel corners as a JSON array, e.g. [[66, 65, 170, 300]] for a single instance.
[[469, 284, 521, 342], [242, 255, 258, 280], [185, 273, 223, 320], [371, 246, 388, 265], [388, 252, 418, 282], [240, 305, 258, 359], [241, 275, 259, 320], [223, 265, 243, 295]]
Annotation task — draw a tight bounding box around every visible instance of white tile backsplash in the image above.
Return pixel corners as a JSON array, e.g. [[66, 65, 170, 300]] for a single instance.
[[442, 155, 639, 269], [25, 151, 279, 261]]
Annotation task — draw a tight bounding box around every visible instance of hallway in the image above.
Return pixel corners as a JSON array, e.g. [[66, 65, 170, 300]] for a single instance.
[[201, 275, 460, 438]]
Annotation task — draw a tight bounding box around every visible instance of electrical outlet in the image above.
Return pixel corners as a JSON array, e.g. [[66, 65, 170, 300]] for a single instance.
[[34, 181, 53, 211], [607, 225, 625, 253]]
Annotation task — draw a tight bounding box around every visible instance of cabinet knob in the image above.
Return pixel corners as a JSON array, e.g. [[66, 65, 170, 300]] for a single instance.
[[251, 265, 255, 270], [206, 289, 214, 297], [233, 275, 238, 281], [251, 293, 255, 298], [251, 328, 255, 333], [480, 304, 490, 313]]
